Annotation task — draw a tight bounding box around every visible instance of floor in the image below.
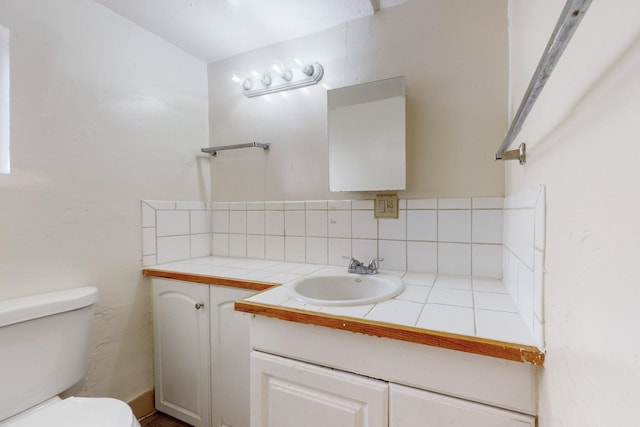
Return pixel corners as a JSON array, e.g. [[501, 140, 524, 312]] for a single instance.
[[140, 412, 192, 427]]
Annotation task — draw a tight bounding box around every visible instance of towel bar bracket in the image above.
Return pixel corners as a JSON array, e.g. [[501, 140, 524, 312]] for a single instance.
[[495, 143, 526, 165]]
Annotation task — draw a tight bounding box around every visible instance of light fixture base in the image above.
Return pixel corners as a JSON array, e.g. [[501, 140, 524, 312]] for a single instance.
[[243, 62, 324, 98]]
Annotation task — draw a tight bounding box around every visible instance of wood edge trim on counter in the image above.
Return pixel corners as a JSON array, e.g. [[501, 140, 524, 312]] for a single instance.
[[235, 300, 545, 366], [142, 268, 278, 292]]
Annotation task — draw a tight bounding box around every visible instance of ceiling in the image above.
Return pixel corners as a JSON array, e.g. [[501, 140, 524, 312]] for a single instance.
[[94, 0, 407, 63]]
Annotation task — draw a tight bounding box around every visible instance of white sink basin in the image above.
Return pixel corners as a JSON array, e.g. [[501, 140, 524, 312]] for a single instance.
[[288, 271, 405, 306]]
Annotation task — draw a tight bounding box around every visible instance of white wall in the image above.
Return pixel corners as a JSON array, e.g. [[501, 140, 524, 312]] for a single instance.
[[207, 0, 508, 201], [508, 0, 640, 424], [0, 0, 209, 402]]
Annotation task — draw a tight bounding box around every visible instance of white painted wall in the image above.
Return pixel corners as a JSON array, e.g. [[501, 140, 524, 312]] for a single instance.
[[0, 0, 209, 403], [508, 0, 640, 424], [208, 0, 508, 201]]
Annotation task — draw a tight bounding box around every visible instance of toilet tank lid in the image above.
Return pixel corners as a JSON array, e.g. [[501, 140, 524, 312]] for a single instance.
[[0, 287, 99, 328]]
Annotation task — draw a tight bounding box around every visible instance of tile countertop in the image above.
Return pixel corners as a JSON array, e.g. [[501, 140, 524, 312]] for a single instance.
[[143, 256, 545, 366]]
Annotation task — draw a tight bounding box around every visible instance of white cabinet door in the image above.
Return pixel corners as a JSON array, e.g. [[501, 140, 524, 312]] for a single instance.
[[251, 351, 388, 427], [210, 286, 255, 427], [389, 384, 535, 427], [152, 279, 211, 427]]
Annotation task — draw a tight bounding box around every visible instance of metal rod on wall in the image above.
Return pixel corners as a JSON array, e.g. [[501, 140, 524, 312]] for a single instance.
[[201, 142, 271, 156], [495, 0, 593, 164]]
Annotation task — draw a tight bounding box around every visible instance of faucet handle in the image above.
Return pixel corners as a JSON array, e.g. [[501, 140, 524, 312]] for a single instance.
[[341, 255, 359, 264], [368, 257, 384, 271], [341, 256, 362, 272]]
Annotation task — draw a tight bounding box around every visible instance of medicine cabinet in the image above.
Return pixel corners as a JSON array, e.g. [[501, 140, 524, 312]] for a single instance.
[[328, 76, 406, 192]]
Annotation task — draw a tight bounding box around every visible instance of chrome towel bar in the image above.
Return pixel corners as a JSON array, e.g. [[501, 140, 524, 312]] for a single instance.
[[495, 0, 592, 164], [201, 142, 271, 156]]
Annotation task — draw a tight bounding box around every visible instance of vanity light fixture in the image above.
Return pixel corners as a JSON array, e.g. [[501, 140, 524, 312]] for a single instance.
[[232, 60, 324, 98]]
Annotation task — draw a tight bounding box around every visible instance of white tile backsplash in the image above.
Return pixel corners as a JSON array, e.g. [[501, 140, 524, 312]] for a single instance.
[[265, 236, 285, 260], [143, 196, 506, 277], [352, 239, 378, 262], [407, 210, 437, 241], [406, 241, 437, 273], [406, 198, 437, 209], [379, 240, 406, 271], [306, 237, 328, 265], [328, 210, 351, 238], [502, 185, 546, 349], [471, 244, 502, 278], [212, 211, 229, 233], [156, 210, 189, 237], [190, 210, 211, 234], [157, 235, 190, 263], [285, 236, 306, 262], [212, 233, 229, 256], [352, 210, 378, 239], [141, 202, 156, 227], [229, 211, 247, 234], [142, 227, 156, 256], [438, 243, 471, 276], [247, 211, 265, 235], [306, 210, 328, 237], [229, 234, 247, 257], [190, 233, 211, 258], [247, 235, 265, 259], [265, 211, 284, 235], [284, 211, 305, 236], [472, 210, 503, 244], [379, 210, 407, 240], [438, 210, 471, 243], [438, 198, 471, 209], [142, 191, 545, 349]]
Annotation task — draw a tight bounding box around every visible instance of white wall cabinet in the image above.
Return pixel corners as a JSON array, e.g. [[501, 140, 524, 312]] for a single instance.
[[152, 278, 255, 427], [389, 384, 535, 427], [251, 351, 388, 427]]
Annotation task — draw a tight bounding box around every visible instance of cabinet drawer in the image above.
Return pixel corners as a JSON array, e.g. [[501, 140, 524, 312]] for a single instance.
[[390, 383, 535, 427]]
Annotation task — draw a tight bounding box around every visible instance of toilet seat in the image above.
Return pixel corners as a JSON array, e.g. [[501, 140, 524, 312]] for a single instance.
[[1, 397, 141, 427]]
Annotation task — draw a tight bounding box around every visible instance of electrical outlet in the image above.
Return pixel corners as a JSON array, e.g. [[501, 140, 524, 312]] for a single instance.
[[374, 193, 398, 219]]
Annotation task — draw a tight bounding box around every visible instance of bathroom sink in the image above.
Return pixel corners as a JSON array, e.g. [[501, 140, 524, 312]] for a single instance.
[[288, 271, 405, 306]]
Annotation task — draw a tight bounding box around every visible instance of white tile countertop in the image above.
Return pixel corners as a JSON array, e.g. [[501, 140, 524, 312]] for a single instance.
[[143, 256, 544, 365]]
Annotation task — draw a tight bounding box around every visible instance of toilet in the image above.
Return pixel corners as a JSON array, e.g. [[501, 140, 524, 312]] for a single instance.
[[0, 287, 141, 427]]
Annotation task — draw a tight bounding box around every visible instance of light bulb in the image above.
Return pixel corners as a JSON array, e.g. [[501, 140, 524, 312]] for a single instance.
[[232, 74, 252, 91], [302, 63, 314, 77], [271, 63, 292, 81]]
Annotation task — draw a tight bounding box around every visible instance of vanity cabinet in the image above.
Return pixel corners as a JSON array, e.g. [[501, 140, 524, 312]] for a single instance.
[[151, 278, 255, 427], [249, 316, 538, 427], [251, 350, 534, 427], [251, 351, 388, 427]]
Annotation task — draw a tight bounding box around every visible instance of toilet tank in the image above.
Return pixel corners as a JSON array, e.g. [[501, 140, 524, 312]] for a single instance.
[[0, 287, 99, 422]]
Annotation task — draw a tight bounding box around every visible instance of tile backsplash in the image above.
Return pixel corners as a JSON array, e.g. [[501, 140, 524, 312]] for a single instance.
[[142, 197, 504, 278], [141, 192, 545, 348], [502, 186, 546, 348]]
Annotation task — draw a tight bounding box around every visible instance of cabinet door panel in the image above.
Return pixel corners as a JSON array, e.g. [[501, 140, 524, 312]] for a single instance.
[[152, 279, 210, 427], [251, 351, 388, 427], [211, 286, 254, 427], [390, 384, 535, 427]]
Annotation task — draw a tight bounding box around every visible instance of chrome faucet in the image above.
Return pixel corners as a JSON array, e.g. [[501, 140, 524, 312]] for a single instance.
[[342, 256, 384, 274]]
